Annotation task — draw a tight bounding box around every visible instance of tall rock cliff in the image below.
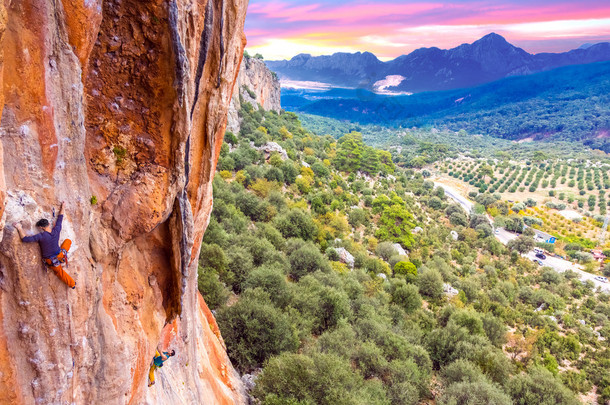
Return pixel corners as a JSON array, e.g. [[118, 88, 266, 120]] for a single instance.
[[227, 56, 281, 133], [0, 0, 248, 404]]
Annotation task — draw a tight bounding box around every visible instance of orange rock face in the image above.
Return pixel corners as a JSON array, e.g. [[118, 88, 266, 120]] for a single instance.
[[0, 0, 248, 403]]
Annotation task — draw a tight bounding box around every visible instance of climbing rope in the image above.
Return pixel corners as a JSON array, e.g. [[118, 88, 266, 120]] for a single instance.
[[65, 254, 77, 403]]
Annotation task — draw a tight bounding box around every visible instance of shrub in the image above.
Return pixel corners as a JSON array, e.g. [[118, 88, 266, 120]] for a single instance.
[[507, 235, 535, 254], [375, 241, 397, 261], [199, 243, 228, 274], [226, 246, 254, 292], [428, 196, 443, 209], [288, 243, 330, 280], [481, 313, 507, 347], [217, 290, 299, 373], [475, 223, 492, 238], [394, 261, 417, 280], [523, 216, 543, 226], [439, 381, 512, 405], [253, 352, 382, 405], [390, 280, 422, 313], [244, 265, 291, 308], [418, 268, 444, 300], [348, 209, 369, 228], [388, 254, 408, 269], [450, 212, 468, 227], [512, 202, 526, 213], [375, 203, 415, 247], [352, 341, 388, 379], [508, 367, 579, 405], [274, 209, 318, 241], [441, 359, 486, 385], [197, 267, 230, 310], [448, 309, 484, 336]]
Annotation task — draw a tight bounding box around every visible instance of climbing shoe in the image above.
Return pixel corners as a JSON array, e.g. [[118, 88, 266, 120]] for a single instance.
[[72, 282, 76, 290]]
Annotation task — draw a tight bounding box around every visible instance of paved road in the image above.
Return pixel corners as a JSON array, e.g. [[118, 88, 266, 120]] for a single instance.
[[495, 228, 517, 245], [524, 250, 609, 292], [494, 228, 608, 291], [434, 182, 473, 213], [494, 229, 610, 292], [436, 183, 610, 292]]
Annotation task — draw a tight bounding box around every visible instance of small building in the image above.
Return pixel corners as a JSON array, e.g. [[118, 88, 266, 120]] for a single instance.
[[591, 249, 606, 263], [531, 228, 556, 244]]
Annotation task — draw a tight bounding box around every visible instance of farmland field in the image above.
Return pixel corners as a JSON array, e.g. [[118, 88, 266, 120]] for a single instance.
[[432, 157, 610, 253]]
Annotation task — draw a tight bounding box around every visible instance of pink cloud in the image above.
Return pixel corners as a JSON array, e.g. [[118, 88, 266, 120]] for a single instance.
[[245, 1, 610, 59], [446, 4, 610, 25], [248, 1, 444, 23]]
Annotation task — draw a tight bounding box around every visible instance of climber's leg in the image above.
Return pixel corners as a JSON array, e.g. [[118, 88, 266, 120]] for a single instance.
[[148, 364, 157, 387], [60, 239, 72, 252], [49, 264, 76, 288]]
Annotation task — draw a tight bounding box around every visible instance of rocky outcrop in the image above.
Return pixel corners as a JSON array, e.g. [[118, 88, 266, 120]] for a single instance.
[[227, 56, 281, 133], [0, 0, 248, 404]]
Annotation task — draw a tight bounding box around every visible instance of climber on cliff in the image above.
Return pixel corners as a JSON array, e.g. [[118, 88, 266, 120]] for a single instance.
[[148, 346, 176, 387], [14, 202, 76, 289]]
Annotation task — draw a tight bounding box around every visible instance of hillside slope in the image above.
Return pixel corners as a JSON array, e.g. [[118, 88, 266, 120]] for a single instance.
[[0, 0, 248, 403]]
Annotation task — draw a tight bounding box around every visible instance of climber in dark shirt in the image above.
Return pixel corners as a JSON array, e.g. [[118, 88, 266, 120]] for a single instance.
[[14, 202, 76, 289]]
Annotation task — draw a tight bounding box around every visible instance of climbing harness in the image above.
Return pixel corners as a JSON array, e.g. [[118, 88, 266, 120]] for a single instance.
[[61, 248, 69, 268], [42, 249, 69, 269]]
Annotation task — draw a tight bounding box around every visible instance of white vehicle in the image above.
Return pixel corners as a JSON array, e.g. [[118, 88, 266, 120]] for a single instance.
[[533, 247, 544, 255], [594, 276, 608, 283]]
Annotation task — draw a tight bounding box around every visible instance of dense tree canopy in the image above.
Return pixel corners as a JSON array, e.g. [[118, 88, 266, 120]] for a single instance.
[[199, 101, 610, 405]]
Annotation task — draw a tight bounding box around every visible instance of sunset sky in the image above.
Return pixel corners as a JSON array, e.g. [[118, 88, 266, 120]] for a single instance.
[[244, 0, 610, 61]]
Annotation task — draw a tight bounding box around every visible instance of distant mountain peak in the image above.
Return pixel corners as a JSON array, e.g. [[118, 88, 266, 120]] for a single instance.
[[291, 53, 312, 60], [478, 32, 508, 43], [471, 32, 514, 50]]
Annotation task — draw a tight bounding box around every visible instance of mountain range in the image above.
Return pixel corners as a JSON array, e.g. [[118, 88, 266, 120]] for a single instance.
[[280, 61, 610, 151], [266, 33, 610, 93]]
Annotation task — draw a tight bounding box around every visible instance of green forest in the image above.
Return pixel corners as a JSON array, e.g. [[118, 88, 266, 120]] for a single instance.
[[282, 61, 610, 152], [299, 113, 610, 173], [199, 101, 610, 404]]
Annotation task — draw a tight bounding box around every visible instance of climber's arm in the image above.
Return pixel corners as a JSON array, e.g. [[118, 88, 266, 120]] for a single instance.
[[52, 202, 65, 235], [14, 223, 39, 242], [156, 345, 169, 361], [14, 223, 26, 240]]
